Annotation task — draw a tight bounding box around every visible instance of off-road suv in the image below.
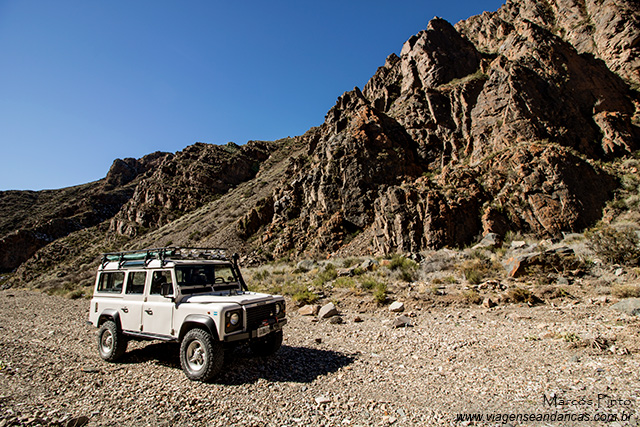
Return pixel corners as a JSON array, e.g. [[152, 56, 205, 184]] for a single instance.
[[87, 247, 286, 381]]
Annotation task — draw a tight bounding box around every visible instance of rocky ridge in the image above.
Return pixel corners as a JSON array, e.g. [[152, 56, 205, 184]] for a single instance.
[[234, 3, 638, 259], [3, 0, 640, 288]]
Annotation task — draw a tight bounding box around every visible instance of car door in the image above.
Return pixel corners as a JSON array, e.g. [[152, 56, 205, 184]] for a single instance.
[[142, 270, 175, 337], [120, 271, 146, 333]]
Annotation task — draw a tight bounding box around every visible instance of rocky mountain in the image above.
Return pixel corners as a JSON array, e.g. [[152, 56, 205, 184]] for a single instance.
[[233, 0, 638, 258], [3, 0, 640, 287], [0, 142, 272, 274]]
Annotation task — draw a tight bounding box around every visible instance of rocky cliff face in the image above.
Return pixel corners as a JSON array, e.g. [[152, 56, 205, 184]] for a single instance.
[[235, 0, 638, 259], [0, 151, 170, 272], [109, 141, 272, 236], [457, 0, 640, 89]]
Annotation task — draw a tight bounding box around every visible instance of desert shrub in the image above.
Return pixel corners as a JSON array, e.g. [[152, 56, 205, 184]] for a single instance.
[[334, 277, 356, 289], [389, 254, 416, 270], [535, 285, 571, 300], [586, 225, 640, 265], [292, 289, 318, 305], [465, 269, 484, 285], [459, 259, 488, 285], [67, 289, 85, 300], [360, 276, 380, 290], [342, 258, 362, 268], [506, 287, 542, 305], [373, 282, 388, 305], [389, 255, 418, 282], [313, 263, 338, 287], [351, 267, 365, 276], [462, 289, 483, 305], [612, 284, 640, 298], [252, 270, 270, 282]]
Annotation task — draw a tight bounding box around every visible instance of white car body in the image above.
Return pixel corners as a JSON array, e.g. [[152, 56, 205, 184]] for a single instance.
[[87, 248, 287, 381]]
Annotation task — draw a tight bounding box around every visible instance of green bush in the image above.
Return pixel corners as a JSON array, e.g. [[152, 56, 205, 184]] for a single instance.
[[389, 255, 418, 282], [373, 282, 388, 305], [334, 277, 357, 289], [313, 263, 338, 286], [292, 290, 318, 305], [360, 276, 379, 290]]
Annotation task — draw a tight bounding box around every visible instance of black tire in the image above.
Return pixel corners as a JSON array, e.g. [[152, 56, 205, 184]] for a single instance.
[[250, 330, 283, 357], [97, 320, 128, 362], [180, 328, 224, 382]]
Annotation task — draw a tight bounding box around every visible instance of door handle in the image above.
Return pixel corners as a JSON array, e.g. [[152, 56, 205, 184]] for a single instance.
[[121, 307, 129, 313], [145, 309, 153, 315]]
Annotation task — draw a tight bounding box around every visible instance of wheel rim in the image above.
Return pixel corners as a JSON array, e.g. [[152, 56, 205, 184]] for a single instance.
[[101, 329, 114, 354], [186, 339, 206, 372]]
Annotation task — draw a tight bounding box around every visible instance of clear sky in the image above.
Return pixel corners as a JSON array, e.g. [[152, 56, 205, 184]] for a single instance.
[[0, 0, 504, 191]]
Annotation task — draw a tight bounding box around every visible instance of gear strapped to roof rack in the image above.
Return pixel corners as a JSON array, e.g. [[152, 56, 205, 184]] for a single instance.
[[101, 247, 229, 268]]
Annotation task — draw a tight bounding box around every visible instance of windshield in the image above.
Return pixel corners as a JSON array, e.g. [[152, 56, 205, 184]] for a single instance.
[[175, 264, 239, 294]]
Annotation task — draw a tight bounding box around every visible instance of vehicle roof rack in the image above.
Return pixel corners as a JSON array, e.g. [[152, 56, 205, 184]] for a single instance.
[[101, 247, 229, 268]]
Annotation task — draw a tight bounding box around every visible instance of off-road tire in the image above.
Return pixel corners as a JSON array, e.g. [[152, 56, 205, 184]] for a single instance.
[[250, 330, 283, 357], [180, 328, 224, 382], [97, 320, 128, 362]]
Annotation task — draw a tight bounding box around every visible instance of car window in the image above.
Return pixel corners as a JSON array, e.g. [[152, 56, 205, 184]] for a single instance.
[[125, 271, 146, 294], [150, 270, 173, 295], [97, 272, 125, 293], [214, 265, 237, 283]]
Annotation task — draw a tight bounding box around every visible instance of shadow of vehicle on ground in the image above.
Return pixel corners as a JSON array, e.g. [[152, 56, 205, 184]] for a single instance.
[[122, 342, 355, 384]]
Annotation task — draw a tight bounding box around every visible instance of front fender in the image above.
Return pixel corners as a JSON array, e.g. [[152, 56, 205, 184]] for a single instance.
[[179, 314, 218, 341]]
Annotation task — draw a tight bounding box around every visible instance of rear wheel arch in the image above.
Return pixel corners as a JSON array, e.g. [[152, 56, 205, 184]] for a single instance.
[[98, 309, 122, 329]]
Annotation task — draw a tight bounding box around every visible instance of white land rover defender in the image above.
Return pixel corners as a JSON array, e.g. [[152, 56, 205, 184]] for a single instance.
[[87, 247, 286, 381]]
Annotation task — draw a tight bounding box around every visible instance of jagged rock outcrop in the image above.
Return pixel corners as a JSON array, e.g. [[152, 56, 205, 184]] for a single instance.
[[456, 0, 640, 88], [236, 0, 638, 258], [110, 141, 272, 236]]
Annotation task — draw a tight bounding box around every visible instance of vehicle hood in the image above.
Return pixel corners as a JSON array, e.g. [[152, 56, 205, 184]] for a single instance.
[[181, 292, 278, 305]]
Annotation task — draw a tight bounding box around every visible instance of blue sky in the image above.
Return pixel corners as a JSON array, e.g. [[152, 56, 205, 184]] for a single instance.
[[0, 1, 504, 190]]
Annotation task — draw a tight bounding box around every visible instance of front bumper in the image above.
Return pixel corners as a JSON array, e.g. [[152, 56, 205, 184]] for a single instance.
[[223, 318, 287, 342]]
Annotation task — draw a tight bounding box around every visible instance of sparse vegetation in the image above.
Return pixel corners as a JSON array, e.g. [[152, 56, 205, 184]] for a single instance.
[[612, 284, 640, 299], [373, 282, 388, 305], [389, 255, 418, 282], [314, 264, 338, 287], [462, 289, 483, 304], [586, 224, 640, 265], [292, 289, 319, 305]]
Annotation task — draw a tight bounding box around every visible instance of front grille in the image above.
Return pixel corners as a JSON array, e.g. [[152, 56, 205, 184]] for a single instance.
[[246, 303, 278, 330]]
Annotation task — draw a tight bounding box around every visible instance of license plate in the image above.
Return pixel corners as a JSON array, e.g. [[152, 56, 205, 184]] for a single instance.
[[256, 325, 270, 338]]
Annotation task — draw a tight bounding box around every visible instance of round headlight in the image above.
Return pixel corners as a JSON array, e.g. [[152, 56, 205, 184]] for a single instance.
[[230, 312, 240, 326], [275, 303, 281, 315]]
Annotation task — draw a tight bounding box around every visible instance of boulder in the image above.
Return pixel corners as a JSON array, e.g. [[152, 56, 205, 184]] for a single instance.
[[360, 259, 379, 271], [473, 233, 501, 249], [328, 315, 343, 324], [298, 305, 319, 316], [318, 302, 339, 319], [389, 301, 405, 312], [392, 315, 412, 328], [296, 260, 316, 272], [482, 297, 497, 308], [612, 298, 640, 316]]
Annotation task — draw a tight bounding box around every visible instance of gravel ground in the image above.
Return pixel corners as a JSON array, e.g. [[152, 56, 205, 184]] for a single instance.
[[1, 289, 639, 427]]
